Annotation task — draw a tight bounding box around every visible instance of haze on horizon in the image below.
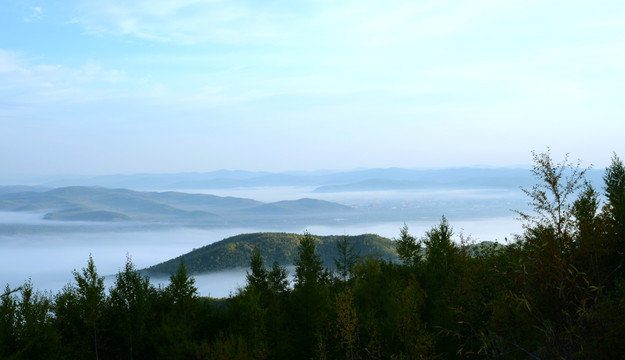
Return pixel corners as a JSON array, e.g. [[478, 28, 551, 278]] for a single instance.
[[1, 1, 624, 178]]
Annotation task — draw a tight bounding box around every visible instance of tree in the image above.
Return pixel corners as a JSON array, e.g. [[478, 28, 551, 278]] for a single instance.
[[572, 181, 606, 284], [246, 248, 268, 293], [155, 259, 199, 359], [334, 288, 360, 360], [334, 235, 359, 283], [108, 255, 154, 360], [395, 223, 421, 267], [15, 279, 59, 357], [73, 254, 105, 360], [267, 261, 289, 294], [599, 153, 625, 284], [167, 259, 197, 317], [515, 149, 588, 256], [508, 150, 598, 358], [294, 232, 329, 289], [423, 215, 455, 274], [0, 284, 18, 357], [293, 232, 330, 358], [604, 153, 625, 239]]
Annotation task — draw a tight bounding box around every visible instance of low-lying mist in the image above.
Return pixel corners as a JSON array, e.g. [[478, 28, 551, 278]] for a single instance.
[[1, 185, 528, 297], [1, 214, 522, 297]]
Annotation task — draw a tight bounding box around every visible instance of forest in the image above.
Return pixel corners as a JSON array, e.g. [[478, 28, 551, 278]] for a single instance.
[[1, 150, 624, 359]]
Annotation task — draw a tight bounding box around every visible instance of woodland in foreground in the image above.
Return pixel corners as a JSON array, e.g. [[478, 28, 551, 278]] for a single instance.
[[1, 150, 625, 359]]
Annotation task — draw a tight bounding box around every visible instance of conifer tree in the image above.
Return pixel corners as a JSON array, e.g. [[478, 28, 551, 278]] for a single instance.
[[293, 232, 330, 359], [604, 153, 625, 239], [334, 235, 359, 283], [73, 254, 105, 360], [246, 248, 268, 293], [109, 256, 153, 360], [395, 223, 421, 267], [267, 261, 289, 294], [0, 284, 18, 357], [294, 232, 329, 289]]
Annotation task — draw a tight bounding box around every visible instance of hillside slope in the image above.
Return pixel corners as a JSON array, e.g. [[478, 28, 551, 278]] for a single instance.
[[144, 232, 397, 275]]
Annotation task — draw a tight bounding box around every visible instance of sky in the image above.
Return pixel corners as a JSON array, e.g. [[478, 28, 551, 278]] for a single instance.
[[1, 0, 625, 178]]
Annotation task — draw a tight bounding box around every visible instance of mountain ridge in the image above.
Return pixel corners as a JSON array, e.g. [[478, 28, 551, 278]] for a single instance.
[[0, 186, 353, 223]]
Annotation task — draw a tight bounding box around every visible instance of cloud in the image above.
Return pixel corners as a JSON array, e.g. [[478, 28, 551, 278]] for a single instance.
[[24, 6, 44, 22], [72, 0, 293, 45], [0, 51, 24, 73], [71, 0, 526, 46], [0, 50, 129, 106]]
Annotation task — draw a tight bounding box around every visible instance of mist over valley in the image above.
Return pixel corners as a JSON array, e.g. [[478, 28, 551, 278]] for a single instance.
[[0, 167, 539, 297]]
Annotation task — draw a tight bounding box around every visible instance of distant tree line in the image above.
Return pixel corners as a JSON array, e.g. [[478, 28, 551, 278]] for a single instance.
[[1, 150, 625, 359]]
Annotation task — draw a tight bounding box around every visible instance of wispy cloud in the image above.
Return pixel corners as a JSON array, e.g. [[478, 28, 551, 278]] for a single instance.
[[71, 0, 523, 46], [0, 50, 130, 106], [72, 0, 295, 45], [23, 6, 44, 22]]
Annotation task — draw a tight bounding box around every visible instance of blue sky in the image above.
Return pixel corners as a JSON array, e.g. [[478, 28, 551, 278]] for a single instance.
[[1, 0, 624, 177]]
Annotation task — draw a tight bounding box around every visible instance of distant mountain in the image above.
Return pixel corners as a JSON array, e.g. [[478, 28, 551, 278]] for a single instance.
[[0, 186, 257, 222], [42, 170, 273, 189], [9, 167, 606, 193], [238, 198, 353, 216], [313, 179, 423, 193], [44, 210, 131, 222], [34, 167, 528, 190], [0, 186, 354, 224], [143, 232, 398, 275], [0, 185, 51, 194]]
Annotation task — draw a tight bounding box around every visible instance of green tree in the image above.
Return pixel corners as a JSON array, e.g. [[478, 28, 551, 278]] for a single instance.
[[395, 223, 422, 267], [108, 255, 154, 360], [572, 181, 608, 284], [15, 280, 60, 358], [153, 259, 199, 359], [334, 288, 360, 360], [246, 248, 268, 294], [54, 284, 86, 359], [267, 261, 289, 294], [507, 150, 597, 358], [294, 232, 329, 289], [515, 149, 588, 256], [0, 284, 19, 357], [73, 254, 105, 360], [166, 259, 197, 322], [293, 232, 330, 359], [604, 153, 625, 239], [423, 216, 455, 277], [421, 216, 458, 355], [334, 235, 359, 283], [603, 153, 625, 281]]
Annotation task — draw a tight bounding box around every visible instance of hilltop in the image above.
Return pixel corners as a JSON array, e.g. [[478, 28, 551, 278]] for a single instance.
[[143, 232, 398, 275]]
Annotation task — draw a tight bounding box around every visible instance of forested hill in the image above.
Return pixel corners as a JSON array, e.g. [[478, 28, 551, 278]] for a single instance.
[[144, 232, 397, 275]]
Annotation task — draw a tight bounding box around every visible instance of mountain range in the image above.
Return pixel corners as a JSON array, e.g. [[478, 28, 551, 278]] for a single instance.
[[16, 167, 557, 191], [0, 186, 352, 223]]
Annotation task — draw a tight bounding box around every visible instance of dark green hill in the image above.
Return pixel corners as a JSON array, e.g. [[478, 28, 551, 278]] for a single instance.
[[144, 232, 397, 275]]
